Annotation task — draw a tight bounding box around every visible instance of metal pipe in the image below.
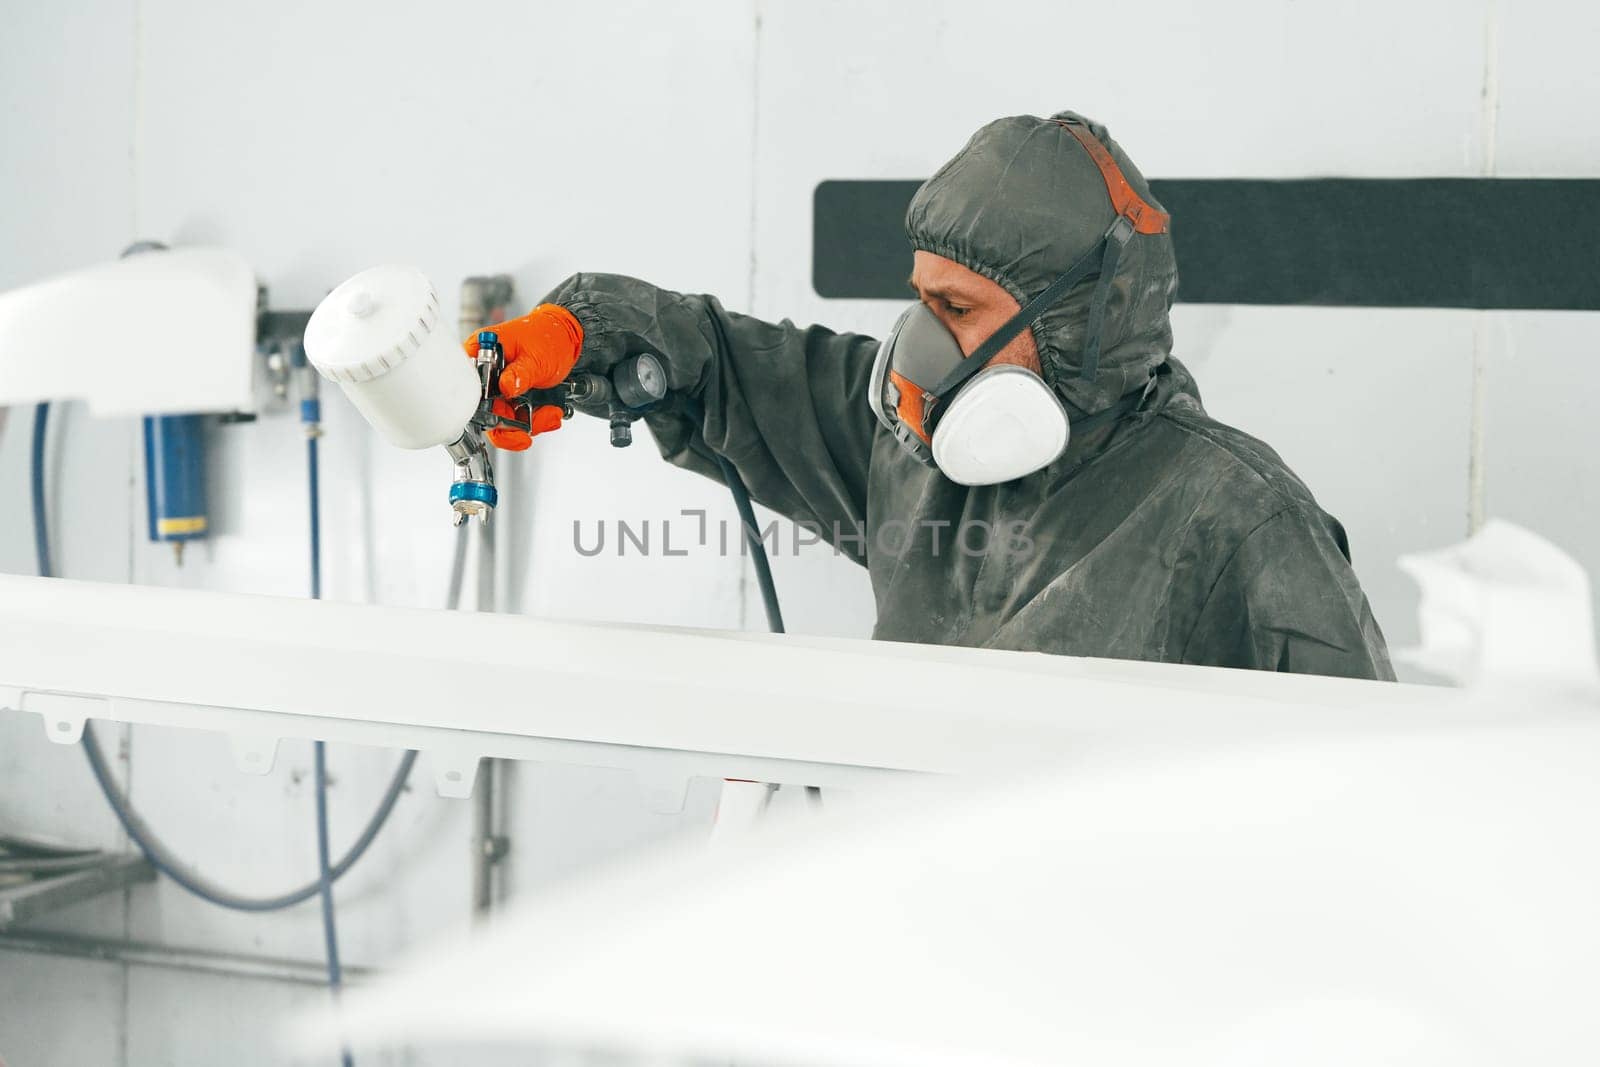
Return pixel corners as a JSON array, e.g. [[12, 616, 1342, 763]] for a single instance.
[[460, 275, 516, 917], [0, 931, 375, 988], [471, 757, 499, 915], [470, 504, 509, 915], [457, 275, 515, 345], [473, 505, 495, 920]]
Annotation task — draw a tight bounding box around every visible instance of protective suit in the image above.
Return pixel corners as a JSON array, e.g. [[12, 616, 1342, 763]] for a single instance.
[[545, 111, 1394, 680]]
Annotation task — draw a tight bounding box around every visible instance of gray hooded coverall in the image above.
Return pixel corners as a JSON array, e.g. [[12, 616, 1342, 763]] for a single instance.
[[545, 111, 1394, 680]]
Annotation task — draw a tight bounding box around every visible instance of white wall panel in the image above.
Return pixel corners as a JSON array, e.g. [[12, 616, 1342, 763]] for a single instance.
[[0, 0, 136, 290], [1481, 311, 1600, 623], [134, 0, 758, 308], [116, 730, 464, 967], [750, 0, 1493, 338], [0, 0, 137, 582], [1479, 0, 1600, 630], [1493, 0, 1600, 176], [0, 0, 138, 618], [0, 953, 124, 1066], [0, 405, 135, 585], [0, 714, 131, 920], [497, 761, 721, 899], [123, 965, 325, 1066]]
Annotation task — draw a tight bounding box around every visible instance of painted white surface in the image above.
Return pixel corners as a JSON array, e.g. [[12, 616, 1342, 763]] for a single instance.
[[298, 709, 1600, 1065], [0, 0, 1596, 1063], [0, 248, 258, 415], [0, 574, 1465, 785], [1397, 519, 1600, 690]]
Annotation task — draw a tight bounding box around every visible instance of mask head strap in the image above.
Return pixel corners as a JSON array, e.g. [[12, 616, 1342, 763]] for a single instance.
[[1078, 217, 1131, 382], [1055, 120, 1170, 238], [1057, 118, 1168, 384], [922, 229, 1109, 402]]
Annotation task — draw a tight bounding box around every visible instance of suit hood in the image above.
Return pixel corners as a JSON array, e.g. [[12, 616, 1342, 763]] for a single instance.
[[905, 110, 1179, 415]]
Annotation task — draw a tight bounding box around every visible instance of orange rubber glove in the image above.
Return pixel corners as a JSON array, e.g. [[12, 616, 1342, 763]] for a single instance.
[[462, 304, 584, 450]]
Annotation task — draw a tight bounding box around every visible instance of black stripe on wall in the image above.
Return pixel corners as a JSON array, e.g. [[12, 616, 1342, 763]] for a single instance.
[[813, 178, 1600, 310]]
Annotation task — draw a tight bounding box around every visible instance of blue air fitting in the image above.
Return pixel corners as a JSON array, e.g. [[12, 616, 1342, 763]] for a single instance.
[[449, 480, 498, 509]]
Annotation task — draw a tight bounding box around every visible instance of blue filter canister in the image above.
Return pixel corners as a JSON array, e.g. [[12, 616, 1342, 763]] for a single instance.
[[143, 413, 208, 563]]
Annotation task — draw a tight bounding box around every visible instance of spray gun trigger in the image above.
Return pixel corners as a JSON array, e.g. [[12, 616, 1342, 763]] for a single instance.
[[492, 412, 534, 433]]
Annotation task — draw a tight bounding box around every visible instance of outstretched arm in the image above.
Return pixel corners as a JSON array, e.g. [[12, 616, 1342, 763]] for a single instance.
[[547, 272, 881, 562]]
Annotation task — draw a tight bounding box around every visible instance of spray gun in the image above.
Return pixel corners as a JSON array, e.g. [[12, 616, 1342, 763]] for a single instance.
[[301, 264, 789, 634], [302, 266, 668, 528], [444, 329, 668, 525], [439, 330, 503, 526]]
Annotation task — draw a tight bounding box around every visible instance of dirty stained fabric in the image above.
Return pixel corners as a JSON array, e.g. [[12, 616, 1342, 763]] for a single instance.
[[546, 111, 1393, 680]]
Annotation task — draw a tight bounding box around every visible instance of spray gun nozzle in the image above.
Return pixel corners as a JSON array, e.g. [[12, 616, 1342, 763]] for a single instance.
[[442, 332, 508, 524], [445, 429, 496, 525]]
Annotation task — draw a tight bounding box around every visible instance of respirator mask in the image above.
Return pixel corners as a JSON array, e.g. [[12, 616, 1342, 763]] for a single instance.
[[869, 118, 1171, 486]]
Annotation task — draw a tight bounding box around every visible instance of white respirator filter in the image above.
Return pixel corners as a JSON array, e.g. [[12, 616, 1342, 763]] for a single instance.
[[929, 365, 1070, 486], [303, 266, 481, 449]]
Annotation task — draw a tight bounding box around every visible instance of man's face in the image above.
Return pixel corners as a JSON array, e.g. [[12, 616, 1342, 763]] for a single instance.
[[909, 250, 1042, 375]]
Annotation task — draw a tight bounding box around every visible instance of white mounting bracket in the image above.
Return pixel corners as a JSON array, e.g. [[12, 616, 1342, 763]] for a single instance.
[[228, 734, 281, 776], [21, 691, 104, 745], [428, 747, 483, 800]]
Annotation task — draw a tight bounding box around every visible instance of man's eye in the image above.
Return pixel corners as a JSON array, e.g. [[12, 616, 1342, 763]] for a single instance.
[[946, 304, 971, 319]]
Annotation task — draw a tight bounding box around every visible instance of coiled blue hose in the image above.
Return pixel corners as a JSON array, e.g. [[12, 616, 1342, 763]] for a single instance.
[[31, 400, 418, 913], [304, 397, 354, 1066], [30, 403, 52, 578], [711, 452, 786, 634]]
